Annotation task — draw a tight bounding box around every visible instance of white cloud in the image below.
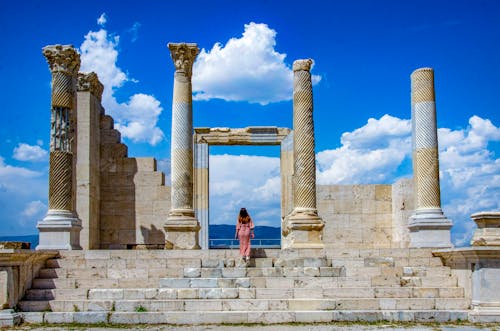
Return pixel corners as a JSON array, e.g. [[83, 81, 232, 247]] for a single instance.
[[13, 143, 48, 162], [0, 156, 47, 235], [97, 13, 107, 26], [317, 115, 411, 184], [79, 18, 164, 145], [193, 22, 321, 105], [209, 154, 281, 226]]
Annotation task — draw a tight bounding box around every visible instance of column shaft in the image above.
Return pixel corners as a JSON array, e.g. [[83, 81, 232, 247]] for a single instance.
[[409, 67, 452, 248]]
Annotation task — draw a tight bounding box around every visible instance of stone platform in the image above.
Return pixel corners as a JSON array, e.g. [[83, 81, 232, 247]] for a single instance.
[[16, 248, 475, 324]]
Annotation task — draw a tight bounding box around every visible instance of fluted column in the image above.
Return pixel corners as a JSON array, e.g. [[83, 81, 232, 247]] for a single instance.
[[164, 43, 200, 249], [408, 67, 452, 248], [282, 59, 324, 249], [37, 44, 82, 250]]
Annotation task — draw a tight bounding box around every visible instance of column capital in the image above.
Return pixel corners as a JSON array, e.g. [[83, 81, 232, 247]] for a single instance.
[[293, 59, 313, 72], [77, 72, 104, 101], [168, 43, 199, 78], [42, 44, 80, 76]]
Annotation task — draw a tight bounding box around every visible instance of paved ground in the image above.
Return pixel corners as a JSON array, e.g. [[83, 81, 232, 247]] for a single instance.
[[8, 323, 499, 331]]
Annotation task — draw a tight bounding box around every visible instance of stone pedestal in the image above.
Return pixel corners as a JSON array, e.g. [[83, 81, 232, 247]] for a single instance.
[[434, 210, 500, 322], [37, 44, 82, 250], [164, 43, 201, 249], [283, 59, 324, 249], [408, 68, 451, 248], [471, 211, 500, 246]]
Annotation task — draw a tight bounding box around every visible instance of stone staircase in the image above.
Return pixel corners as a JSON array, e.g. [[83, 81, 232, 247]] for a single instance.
[[18, 249, 470, 324]]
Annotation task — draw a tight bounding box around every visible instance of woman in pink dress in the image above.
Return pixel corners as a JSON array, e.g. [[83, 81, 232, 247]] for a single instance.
[[235, 207, 255, 262]]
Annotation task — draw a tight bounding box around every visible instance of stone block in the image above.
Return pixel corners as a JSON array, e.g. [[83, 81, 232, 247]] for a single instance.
[[44, 312, 74, 323], [221, 288, 238, 299], [86, 301, 114, 311], [159, 278, 190, 288], [235, 278, 251, 288], [256, 288, 293, 299], [21, 312, 44, 324], [177, 289, 198, 299], [395, 298, 435, 310], [190, 278, 218, 288], [156, 288, 177, 299], [323, 287, 374, 298], [248, 311, 295, 324], [255, 258, 273, 267], [238, 288, 256, 299], [183, 268, 201, 278], [435, 298, 470, 310], [88, 289, 123, 300], [412, 287, 439, 298], [295, 311, 333, 323], [199, 288, 221, 299], [335, 299, 380, 310], [222, 299, 268, 311], [293, 288, 323, 299], [184, 300, 222, 311], [438, 287, 464, 298], [222, 268, 247, 278], [201, 259, 223, 268], [374, 287, 411, 298]]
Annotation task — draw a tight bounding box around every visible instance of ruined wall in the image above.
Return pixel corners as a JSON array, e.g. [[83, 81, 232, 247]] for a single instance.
[[98, 116, 170, 249], [317, 180, 413, 249]]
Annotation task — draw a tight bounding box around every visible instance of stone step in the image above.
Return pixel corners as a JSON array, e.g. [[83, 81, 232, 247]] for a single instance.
[[182, 266, 344, 278], [84, 286, 465, 301], [43, 297, 471, 313], [22, 309, 470, 324], [24, 288, 90, 300]]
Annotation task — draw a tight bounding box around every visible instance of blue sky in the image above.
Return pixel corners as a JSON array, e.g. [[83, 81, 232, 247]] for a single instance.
[[0, 0, 498, 246]]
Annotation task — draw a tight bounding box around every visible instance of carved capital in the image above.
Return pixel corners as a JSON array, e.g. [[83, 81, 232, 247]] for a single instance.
[[293, 59, 313, 72], [42, 45, 80, 76], [77, 72, 104, 100], [168, 43, 199, 78]]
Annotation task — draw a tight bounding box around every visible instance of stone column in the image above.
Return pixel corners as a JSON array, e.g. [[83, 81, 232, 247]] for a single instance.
[[164, 43, 200, 249], [408, 67, 452, 248], [37, 45, 82, 250], [194, 141, 209, 249], [282, 59, 324, 249]]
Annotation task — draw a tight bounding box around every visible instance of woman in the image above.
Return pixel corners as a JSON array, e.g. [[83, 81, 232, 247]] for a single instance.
[[235, 207, 255, 262]]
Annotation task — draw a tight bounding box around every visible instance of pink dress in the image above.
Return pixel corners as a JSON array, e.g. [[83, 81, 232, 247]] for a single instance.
[[236, 217, 254, 257]]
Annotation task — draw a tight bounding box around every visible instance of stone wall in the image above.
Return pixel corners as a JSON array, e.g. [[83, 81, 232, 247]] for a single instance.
[[317, 180, 413, 249]]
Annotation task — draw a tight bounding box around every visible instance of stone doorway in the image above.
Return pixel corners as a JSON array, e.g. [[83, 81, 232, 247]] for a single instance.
[[193, 127, 293, 249]]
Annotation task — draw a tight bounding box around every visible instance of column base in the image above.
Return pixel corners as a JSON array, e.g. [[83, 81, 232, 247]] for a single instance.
[[282, 208, 325, 249], [164, 210, 200, 250], [0, 309, 21, 327], [36, 210, 82, 250], [408, 208, 452, 248]]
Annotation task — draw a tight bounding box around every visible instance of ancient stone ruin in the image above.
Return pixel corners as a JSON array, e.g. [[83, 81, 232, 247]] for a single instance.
[[0, 43, 499, 326]]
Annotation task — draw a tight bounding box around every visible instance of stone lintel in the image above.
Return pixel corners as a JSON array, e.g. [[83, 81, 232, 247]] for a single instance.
[[194, 127, 291, 145]]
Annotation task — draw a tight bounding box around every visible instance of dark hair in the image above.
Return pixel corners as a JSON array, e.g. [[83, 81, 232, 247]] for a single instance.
[[239, 208, 249, 218]]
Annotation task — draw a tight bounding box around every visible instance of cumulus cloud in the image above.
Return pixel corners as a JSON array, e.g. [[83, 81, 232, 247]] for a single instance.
[[79, 17, 164, 145], [13, 143, 48, 162], [209, 154, 281, 226], [193, 22, 321, 105], [317, 115, 411, 184]]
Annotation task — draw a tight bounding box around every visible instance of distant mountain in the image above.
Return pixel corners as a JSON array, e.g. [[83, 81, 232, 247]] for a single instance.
[[0, 234, 38, 249]]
